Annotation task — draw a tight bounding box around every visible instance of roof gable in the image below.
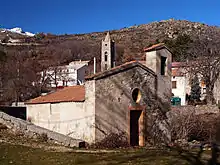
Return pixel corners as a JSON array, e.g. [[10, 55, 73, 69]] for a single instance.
[[85, 61, 156, 81]]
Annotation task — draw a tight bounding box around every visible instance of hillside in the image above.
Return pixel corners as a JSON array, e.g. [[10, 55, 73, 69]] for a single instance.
[[1, 19, 220, 63], [0, 19, 220, 104]]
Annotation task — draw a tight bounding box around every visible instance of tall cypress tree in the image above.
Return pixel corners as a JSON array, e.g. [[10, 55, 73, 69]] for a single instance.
[[190, 75, 201, 101]]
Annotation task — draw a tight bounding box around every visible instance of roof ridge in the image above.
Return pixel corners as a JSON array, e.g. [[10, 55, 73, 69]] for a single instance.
[[85, 60, 155, 80]]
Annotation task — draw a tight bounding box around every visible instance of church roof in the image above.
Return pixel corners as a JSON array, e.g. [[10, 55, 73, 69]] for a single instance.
[[85, 61, 156, 81], [26, 86, 85, 104]]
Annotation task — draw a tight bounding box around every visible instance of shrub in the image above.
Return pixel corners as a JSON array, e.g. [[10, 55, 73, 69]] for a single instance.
[[169, 109, 220, 143], [90, 132, 129, 149]]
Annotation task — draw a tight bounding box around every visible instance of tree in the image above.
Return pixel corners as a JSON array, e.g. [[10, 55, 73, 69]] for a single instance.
[[186, 38, 220, 104], [163, 34, 193, 62], [190, 75, 201, 101]]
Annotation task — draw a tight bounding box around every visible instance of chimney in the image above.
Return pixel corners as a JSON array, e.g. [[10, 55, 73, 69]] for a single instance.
[[93, 57, 96, 74]]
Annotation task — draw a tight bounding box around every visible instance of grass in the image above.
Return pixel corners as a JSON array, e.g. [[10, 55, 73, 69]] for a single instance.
[[0, 142, 213, 165]]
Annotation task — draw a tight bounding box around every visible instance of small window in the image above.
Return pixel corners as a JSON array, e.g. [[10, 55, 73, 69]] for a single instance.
[[161, 56, 167, 75], [132, 88, 142, 103], [105, 64, 108, 70], [203, 88, 206, 94], [105, 44, 107, 46], [105, 51, 108, 55], [172, 81, 177, 89], [105, 54, 108, 61]]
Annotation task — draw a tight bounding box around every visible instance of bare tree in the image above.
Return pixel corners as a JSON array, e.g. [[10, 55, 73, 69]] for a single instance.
[[186, 39, 220, 104]]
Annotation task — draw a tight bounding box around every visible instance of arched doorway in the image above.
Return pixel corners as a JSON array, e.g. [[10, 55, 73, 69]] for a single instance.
[[129, 88, 145, 146]]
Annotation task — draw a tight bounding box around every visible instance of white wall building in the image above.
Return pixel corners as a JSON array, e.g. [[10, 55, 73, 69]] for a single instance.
[[42, 60, 89, 87], [172, 76, 186, 105], [171, 61, 219, 106], [26, 85, 96, 143]]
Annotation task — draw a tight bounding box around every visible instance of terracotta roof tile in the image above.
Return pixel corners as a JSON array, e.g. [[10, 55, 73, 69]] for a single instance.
[[172, 68, 184, 77], [144, 43, 172, 54], [26, 86, 85, 104], [85, 61, 156, 80]]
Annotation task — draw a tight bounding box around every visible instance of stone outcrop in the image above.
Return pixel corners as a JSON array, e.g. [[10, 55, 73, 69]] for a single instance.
[[0, 111, 85, 148]]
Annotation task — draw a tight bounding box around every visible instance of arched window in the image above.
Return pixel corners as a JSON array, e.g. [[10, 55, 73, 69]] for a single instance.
[[132, 88, 142, 103]]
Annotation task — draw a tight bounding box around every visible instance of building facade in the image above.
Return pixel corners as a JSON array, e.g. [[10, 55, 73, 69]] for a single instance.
[[42, 60, 89, 87], [26, 43, 172, 146]]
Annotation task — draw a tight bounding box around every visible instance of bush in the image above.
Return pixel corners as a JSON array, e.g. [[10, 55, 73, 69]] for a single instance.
[[169, 110, 220, 143], [90, 132, 129, 149]]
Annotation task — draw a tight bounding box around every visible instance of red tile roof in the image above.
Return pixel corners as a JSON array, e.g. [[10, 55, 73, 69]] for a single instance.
[[85, 61, 156, 80], [144, 43, 172, 54], [26, 86, 85, 104], [172, 68, 184, 77]]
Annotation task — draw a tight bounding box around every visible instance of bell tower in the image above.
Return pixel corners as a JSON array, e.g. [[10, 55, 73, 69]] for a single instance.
[[101, 32, 116, 71]]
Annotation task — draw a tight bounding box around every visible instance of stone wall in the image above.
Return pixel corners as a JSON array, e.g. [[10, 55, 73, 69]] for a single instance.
[[94, 66, 157, 142], [0, 111, 85, 148], [145, 48, 172, 111]]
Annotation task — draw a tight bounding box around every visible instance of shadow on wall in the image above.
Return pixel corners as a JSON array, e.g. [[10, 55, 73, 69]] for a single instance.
[[93, 67, 171, 145]]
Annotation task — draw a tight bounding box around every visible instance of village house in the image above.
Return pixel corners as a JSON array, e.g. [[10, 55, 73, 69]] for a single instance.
[[171, 62, 188, 105], [26, 34, 172, 146], [41, 60, 89, 88], [171, 61, 220, 105]]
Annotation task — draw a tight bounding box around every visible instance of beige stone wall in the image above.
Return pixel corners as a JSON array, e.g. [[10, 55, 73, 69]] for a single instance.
[[27, 100, 95, 144], [94, 67, 156, 142], [146, 48, 172, 110]]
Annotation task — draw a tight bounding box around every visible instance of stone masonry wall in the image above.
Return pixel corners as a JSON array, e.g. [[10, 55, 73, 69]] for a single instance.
[[94, 66, 157, 142], [0, 111, 85, 148]]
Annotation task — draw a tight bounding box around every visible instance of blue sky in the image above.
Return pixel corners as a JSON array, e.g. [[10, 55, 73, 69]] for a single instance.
[[0, 0, 220, 34]]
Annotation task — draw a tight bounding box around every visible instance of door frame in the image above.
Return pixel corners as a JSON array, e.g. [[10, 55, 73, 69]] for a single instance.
[[128, 105, 145, 146]]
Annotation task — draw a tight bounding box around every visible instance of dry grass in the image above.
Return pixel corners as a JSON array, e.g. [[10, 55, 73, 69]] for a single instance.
[[0, 142, 216, 165]]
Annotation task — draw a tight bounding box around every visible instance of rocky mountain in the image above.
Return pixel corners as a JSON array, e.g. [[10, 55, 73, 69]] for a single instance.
[[0, 19, 220, 104], [1, 19, 220, 62], [0, 27, 34, 37]]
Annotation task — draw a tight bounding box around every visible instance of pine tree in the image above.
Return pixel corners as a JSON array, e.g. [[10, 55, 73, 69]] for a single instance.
[[190, 75, 201, 101]]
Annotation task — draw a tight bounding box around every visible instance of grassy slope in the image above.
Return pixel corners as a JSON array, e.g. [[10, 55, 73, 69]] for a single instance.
[[0, 142, 212, 165]]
